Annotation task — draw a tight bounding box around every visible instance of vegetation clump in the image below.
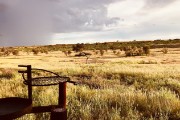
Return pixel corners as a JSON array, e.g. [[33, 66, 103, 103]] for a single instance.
[[32, 48, 40, 55], [162, 48, 168, 54], [100, 50, 105, 56], [0, 69, 15, 79], [12, 50, 19, 56], [73, 43, 84, 52], [124, 46, 150, 56]]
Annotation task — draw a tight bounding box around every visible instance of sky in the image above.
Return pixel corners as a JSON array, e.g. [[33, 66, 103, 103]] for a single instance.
[[0, 0, 180, 46]]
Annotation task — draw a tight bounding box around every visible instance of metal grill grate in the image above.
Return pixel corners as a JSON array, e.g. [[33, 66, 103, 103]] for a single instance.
[[24, 76, 70, 86]]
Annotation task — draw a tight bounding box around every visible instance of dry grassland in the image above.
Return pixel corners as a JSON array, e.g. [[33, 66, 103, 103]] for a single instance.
[[0, 48, 180, 120]]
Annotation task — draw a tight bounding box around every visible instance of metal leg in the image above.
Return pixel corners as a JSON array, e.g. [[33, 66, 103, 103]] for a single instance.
[[51, 82, 67, 120], [58, 82, 66, 108]]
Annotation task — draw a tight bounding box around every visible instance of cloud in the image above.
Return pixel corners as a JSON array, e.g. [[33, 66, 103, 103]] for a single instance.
[[143, 0, 177, 9], [0, 0, 53, 46], [0, 0, 120, 46], [51, 0, 121, 33]]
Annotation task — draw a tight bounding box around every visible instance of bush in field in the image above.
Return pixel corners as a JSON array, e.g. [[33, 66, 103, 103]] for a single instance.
[[25, 49, 31, 55], [75, 52, 92, 63], [116, 51, 121, 56], [113, 50, 117, 54], [12, 50, 19, 56], [0, 69, 15, 79], [125, 49, 133, 56], [39, 48, 48, 54], [68, 50, 72, 56], [72, 43, 84, 52], [100, 50, 105, 56], [1, 47, 6, 52], [3, 50, 11, 56], [124, 46, 136, 56], [137, 47, 144, 56], [143, 46, 150, 55], [162, 48, 168, 54], [94, 51, 99, 55], [63, 51, 68, 56], [44, 50, 48, 54], [32, 48, 39, 55], [124, 45, 150, 57], [123, 46, 132, 51]]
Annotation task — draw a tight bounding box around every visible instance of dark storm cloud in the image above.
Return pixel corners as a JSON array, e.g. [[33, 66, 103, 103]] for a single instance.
[[0, 0, 121, 46], [0, 0, 53, 46], [51, 0, 121, 32]]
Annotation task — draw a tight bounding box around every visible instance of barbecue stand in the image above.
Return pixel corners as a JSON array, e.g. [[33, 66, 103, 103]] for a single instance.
[[0, 65, 76, 120]]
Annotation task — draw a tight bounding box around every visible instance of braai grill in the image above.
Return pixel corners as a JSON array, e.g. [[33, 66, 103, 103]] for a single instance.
[[0, 65, 75, 120]]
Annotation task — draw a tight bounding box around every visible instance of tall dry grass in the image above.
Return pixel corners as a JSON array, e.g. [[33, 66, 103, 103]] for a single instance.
[[0, 49, 180, 120]]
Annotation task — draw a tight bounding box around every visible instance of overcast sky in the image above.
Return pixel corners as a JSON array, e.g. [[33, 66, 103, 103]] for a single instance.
[[0, 0, 180, 46]]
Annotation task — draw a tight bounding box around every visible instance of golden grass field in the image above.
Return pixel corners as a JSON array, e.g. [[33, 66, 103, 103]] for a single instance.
[[0, 48, 180, 120]]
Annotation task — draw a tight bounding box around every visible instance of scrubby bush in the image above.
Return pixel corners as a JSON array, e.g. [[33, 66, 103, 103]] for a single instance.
[[68, 50, 72, 56], [3, 50, 11, 56], [100, 50, 105, 56], [94, 51, 99, 55], [162, 48, 168, 54], [12, 50, 19, 56], [113, 50, 117, 54], [1, 47, 6, 52], [143, 46, 150, 55], [32, 48, 39, 55], [0, 69, 15, 79], [116, 51, 121, 56], [72, 43, 84, 52], [44, 50, 48, 54], [75, 52, 92, 63], [62, 51, 68, 56], [124, 46, 150, 57]]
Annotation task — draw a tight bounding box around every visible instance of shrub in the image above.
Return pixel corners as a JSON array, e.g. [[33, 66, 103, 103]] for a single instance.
[[0, 69, 15, 79], [32, 48, 39, 55], [162, 48, 168, 54], [113, 50, 117, 54], [143, 46, 150, 55], [100, 50, 105, 56], [125, 49, 133, 56], [116, 51, 121, 56], [44, 50, 48, 54], [68, 51, 72, 56], [62, 51, 68, 56], [137, 47, 144, 56], [3, 50, 11, 56], [72, 43, 84, 52], [1, 47, 6, 52], [75, 52, 92, 63], [94, 51, 99, 55], [12, 50, 19, 56], [124, 46, 150, 57], [40, 48, 49, 54]]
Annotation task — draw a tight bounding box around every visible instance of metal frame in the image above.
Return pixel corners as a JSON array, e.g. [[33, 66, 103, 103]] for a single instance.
[[0, 65, 76, 120], [19, 65, 77, 120]]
